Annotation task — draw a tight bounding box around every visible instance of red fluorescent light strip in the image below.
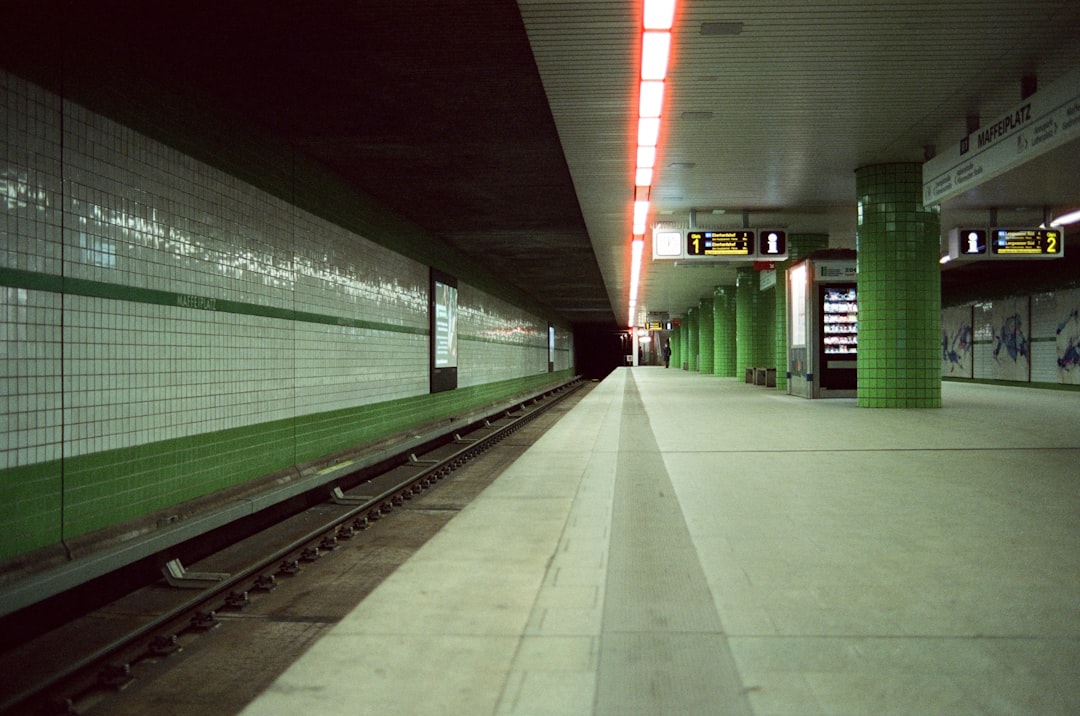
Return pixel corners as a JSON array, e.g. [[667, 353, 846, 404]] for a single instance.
[[630, 2, 676, 327]]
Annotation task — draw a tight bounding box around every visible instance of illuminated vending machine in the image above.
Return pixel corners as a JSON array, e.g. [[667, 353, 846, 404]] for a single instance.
[[786, 249, 858, 399]]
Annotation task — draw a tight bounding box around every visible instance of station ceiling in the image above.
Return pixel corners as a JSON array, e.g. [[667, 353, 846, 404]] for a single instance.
[[5, 1, 1080, 330]]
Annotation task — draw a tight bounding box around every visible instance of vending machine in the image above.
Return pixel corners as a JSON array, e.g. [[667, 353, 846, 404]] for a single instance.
[[786, 249, 858, 399]]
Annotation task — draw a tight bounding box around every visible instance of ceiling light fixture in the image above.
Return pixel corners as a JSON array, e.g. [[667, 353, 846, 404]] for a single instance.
[[640, 32, 671, 80], [638, 116, 661, 146], [637, 146, 657, 168], [1050, 208, 1080, 227], [639, 80, 665, 118], [644, 0, 676, 30], [628, 0, 677, 329], [633, 200, 650, 234]]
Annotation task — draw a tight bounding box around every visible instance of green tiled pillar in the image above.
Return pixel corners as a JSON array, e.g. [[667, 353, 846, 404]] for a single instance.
[[738, 266, 775, 379], [713, 285, 737, 376], [698, 298, 714, 374], [686, 306, 699, 372], [855, 163, 941, 408], [669, 317, 682, 370], [756, 285, 775, 372], [773, 233, 830, 391], [678, 315, 688, 370], [735, 267, 756, 377]]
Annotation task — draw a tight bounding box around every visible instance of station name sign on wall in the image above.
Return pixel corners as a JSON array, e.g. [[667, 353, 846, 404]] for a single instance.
[[652, 229, 788, 261], [923, 67, 1080, 205]]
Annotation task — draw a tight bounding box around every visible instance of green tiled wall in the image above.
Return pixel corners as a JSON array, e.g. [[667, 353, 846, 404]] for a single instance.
[[10, 370, 574, 549], [713, 286, 737, 376], [698, 298, 715, 374], [855, 164, 941, 408], [774, 234, 830, 391], [0, 461, 63, 560], [687, 307, 699, 372]]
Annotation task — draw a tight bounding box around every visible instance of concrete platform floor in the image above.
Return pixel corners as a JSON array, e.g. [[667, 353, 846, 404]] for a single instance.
[[241, 368, 1080, 715]]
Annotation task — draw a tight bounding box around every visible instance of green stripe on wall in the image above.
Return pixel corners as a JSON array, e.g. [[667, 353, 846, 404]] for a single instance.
[[942, 376, 1080, 391], [0, 369, 574, 560], [0, 267, 427, 336]]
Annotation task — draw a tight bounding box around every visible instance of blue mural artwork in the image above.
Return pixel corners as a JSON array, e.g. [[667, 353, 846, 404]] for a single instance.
[[946, 289, 1079, 385], [941, 321, 972, 374], [992, 312, 1029, 364], [1058, 307, 1080, 373]]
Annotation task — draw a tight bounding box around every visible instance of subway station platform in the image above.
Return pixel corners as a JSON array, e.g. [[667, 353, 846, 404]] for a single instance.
[[241, 368, 1080, 715]]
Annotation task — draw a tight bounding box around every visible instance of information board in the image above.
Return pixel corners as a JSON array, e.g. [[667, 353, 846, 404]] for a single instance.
[[687, 230, 753, 257], [653, 227, 788, 261], [946, 227, 988, 260], [989, 228, 1063, 257], [758, 230, 787, 258]]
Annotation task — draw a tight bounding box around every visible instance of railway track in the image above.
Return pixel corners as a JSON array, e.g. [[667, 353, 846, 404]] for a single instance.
[[1, 378, 584, 715]]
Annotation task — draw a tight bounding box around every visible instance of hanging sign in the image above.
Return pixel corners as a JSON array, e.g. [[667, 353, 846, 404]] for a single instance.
[[923, 67, 1080, 205], [687, 230, 754, 257], [989, 227, 1064, 257]]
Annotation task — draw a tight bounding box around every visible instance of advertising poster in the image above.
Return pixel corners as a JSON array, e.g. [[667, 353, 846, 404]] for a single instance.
[[430, 270, 458, 393], [434, 279, 458, 369]]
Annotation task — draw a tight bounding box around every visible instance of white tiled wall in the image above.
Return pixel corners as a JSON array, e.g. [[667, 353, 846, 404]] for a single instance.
[[1031, 287, 1080, 385], [62, 298, 298, 455], [1031, 291, 1060, 384], [2, 73, 64, 470], [459, 283, 549, 387], [1, 288, 62, 465], [956, 290, 1080, 385], [1, 69, 569, 478]]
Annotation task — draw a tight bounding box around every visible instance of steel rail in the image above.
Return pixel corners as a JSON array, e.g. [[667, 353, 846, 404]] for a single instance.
[[2, 378, 582, 715]]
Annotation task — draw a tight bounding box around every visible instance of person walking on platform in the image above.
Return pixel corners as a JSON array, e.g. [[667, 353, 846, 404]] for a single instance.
[[663, 340, 672, 368]]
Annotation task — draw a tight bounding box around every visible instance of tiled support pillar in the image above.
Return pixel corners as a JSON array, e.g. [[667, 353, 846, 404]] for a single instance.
[[756, 285, 775, 372], [855, 163, 941, 408], [698, 298, 714, 374], [678, 316, 688, 370], [686, 307, 699, 373], [773, 233, 830, 391], [669, 318, 682, 370], [735, 267, 757, 377], [713, 286, 737, 377]]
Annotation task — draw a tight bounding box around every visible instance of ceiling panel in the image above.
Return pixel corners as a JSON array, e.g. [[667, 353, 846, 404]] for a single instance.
[[521, 0, 1080, 325]]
